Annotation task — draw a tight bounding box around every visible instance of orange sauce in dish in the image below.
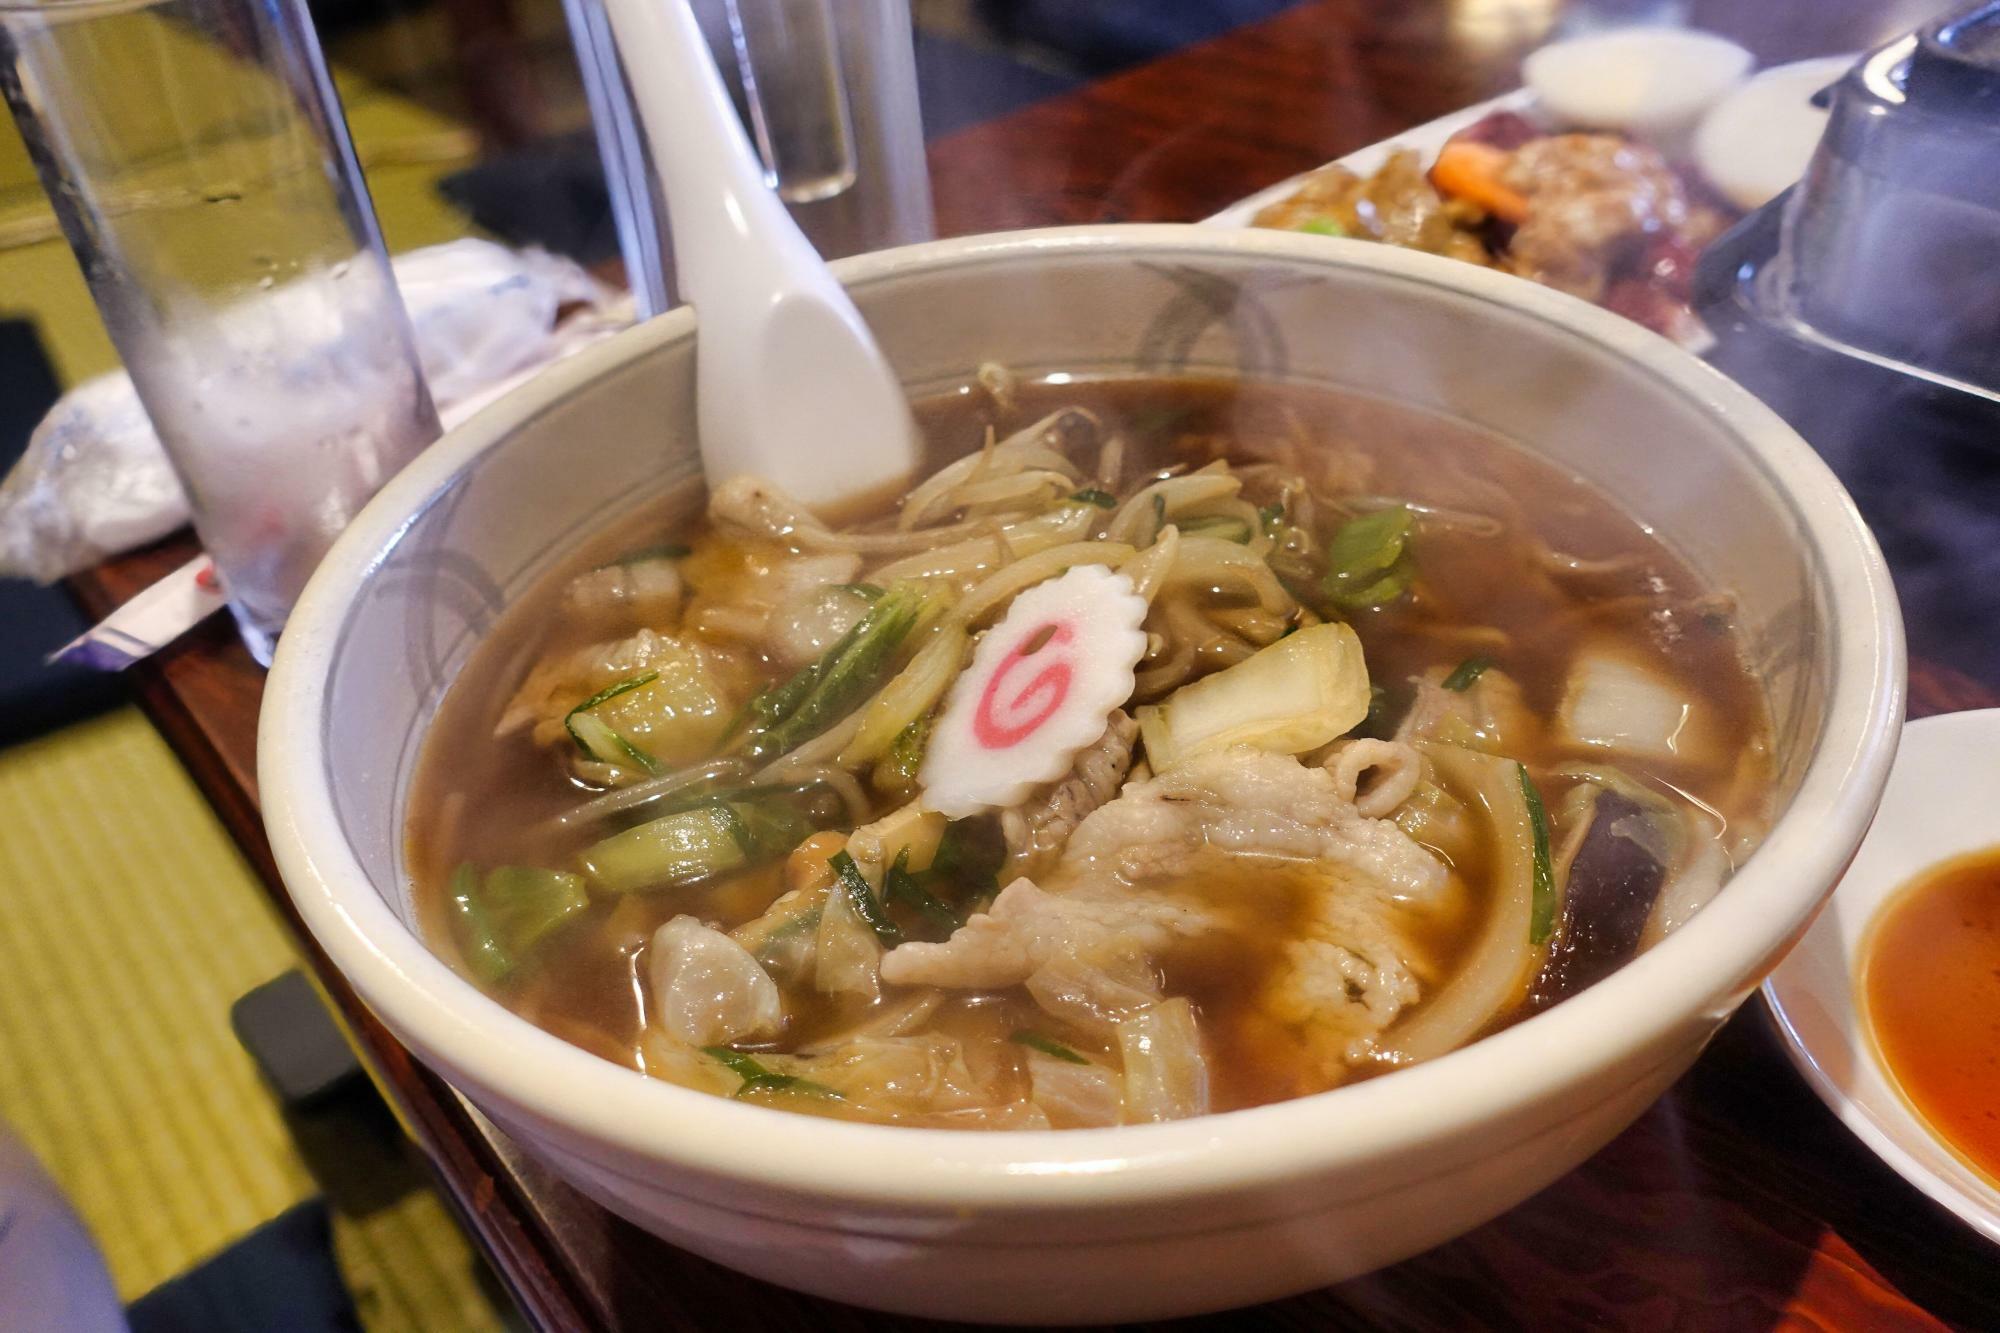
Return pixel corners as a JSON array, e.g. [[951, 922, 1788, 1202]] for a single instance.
[[1861, 846, 2000, 1186]]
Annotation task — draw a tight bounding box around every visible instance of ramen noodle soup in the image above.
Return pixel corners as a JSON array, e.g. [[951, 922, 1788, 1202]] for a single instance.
[[406, 373, 1771, 1129]]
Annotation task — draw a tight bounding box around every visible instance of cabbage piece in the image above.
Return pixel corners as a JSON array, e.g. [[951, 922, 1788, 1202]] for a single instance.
[[1642, 809, 1729, 948], [1394, 665, 1533, 755], [814, 872, 883, 1000], [730, 880, 829, 981], [1027, 1049, 1123, 1128], [766, 583, 873, 669], [647, 916, 785, 1047], [917, 1102, 1054, 1130], [638, 1029, 741, 1096], [1117, 997, 1210, 1123], [838, 625, 969, 767], [583, 635, 737, 767], [1557, 653, 1702, 761], [790, 1034, 988, 1115], [1024, 949, 1160, 1040], [1136, 622, 1370, 770]]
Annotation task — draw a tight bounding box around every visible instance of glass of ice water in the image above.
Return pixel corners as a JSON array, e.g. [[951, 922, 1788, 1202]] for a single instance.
[[0, 0, 440, 664]]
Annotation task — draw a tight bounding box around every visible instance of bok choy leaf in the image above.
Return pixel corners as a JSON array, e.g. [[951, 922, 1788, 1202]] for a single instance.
[[448, 863, 590, 985]]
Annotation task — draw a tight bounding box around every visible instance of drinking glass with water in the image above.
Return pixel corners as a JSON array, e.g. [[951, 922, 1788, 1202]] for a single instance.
[[0, 0, 439, 663]]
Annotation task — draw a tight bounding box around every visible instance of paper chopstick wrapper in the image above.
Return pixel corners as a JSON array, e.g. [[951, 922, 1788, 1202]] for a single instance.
[[50, 555, 227, 670]]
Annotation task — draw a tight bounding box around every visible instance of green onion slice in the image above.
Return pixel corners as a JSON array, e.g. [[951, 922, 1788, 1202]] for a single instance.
[[1519, 764, 1557, 946], [1010, 1030, 1089, 1064], [829, 849, 903, 945], [1442, 656, 1495, 692]]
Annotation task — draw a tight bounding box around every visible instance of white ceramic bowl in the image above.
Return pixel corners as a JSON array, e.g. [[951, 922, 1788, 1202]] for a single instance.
[[260, 225, 1904, 1323], [1765, 710, 2000, 1244]]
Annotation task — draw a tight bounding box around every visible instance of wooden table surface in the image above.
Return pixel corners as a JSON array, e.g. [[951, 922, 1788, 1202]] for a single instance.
[[68, 1, 2000, 1328]]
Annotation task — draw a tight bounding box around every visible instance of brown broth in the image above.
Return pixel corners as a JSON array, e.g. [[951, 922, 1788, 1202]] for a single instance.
[[405, 374, 1772, 1119], [1862, 847, 2000, 1186]]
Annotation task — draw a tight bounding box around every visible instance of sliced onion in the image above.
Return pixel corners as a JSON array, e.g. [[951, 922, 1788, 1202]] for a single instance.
[[1107, 471, 1241, 545], [951, 541, 1137, 627], [1028, 1051, 1123, 1129], [1377, 743, 1537, 1064], [868, 505, 1094, 584]]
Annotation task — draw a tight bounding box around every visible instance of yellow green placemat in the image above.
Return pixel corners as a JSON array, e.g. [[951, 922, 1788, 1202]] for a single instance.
[[0, 706, 508, 1330]]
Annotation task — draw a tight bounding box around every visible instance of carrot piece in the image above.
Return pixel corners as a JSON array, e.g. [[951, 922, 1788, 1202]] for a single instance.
[[1429, 141, 1530, 223]]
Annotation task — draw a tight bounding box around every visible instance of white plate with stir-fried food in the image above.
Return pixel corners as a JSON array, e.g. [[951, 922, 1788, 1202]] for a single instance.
[[261, 226, 1901, 1320], [1205, 23, 1812, 348]]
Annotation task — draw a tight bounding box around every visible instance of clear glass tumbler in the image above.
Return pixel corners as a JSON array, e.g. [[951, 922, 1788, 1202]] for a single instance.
[[0, 0, 440, 663]]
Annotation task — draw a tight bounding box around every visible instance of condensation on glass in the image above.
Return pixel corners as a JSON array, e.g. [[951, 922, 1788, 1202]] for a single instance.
[[0, 0, 440, 663]]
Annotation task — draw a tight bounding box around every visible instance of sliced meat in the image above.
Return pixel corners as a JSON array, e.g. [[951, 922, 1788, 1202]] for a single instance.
[[879, 878, 1215, 990], [1265, 879, 1425, 1073], [888, 748, 1450, 1084], [1061, 746, 1447, 900], [1318, 738, 1422, 819], [1000, 710, 1139, 878], [1499, 135, 1690, 302]]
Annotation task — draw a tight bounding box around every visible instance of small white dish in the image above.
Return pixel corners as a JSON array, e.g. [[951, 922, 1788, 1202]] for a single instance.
[[1765, 708, 2000, 1245], [1694, 56, 1853, 211], [1523, 27, 1752, 141]]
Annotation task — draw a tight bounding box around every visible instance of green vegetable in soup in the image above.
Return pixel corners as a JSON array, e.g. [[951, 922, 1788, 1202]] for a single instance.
[[565, 673, 663, 773], [1010, 1030, 1089, 1064], [928, 816, 1007, 902], [569, 636, 741, 771], [1443, 655, 1495, 692], [1257, 501, 1286, 540], [702, 1047, 839, 1100], [746, 581, 936, 761], [829, 849, 903, 945], [1299, 217, 1346, 237], [581, 799, 809, 894], [1520, 764, 1557, 946], [884, 847, 959, 938], [1067, 487, 1117, 509], [447, 863, 590, 985], [874, 715, 932, 795], [1323, 504, 1415, 609]]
